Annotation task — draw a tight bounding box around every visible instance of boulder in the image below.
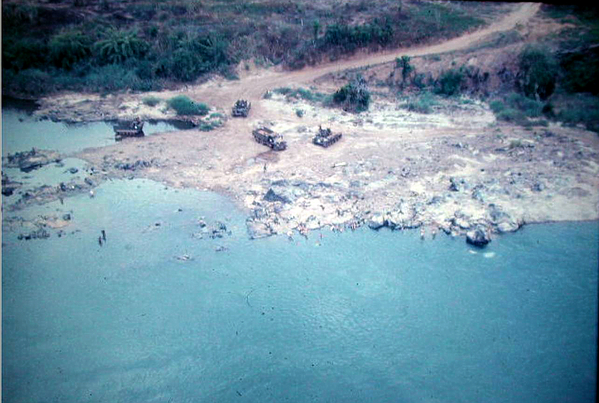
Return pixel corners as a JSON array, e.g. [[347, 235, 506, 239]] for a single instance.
[[497, 221, 520, 233], [449, 176, 470, 192], [466, 227, 490, 247], [263, 188, 291, 204], [368, 213, 386, 230], [2, 174, 22, 196], [246, 219, 273, 239]]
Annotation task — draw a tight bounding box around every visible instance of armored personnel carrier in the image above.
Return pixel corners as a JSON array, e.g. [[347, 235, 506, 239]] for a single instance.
[[232, 99, 251, 117], [114, 118, 144, 141], [252, 127, 287, 151], [313, 126, 342, 148]]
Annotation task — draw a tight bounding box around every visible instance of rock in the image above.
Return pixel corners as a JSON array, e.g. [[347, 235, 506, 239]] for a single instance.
[[263, 188, 291, 204], [17, 227, 50, 241], [386, 207, 415, 229], [2, 174, 22, 196], [466, 227, 490, 247], [368, 213, 386, 230], [247, 219, 273, 239], [84, 177, 95, 187], [68, 167, 79, 174], [497, 221, 520, 233], [3, 149, 62, 173], [532, 182, 545, 192], [449, 176, 469, 192], [471, 187, 486, 202]]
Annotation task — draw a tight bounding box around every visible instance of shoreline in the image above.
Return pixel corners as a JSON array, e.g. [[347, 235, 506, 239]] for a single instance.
[[4, 92, 598, 246]]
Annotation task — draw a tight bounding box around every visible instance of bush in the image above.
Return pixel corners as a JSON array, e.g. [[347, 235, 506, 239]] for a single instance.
[[167, 95, 209, 116], [95, 28, 148, 64], [3, 68, 52, 96], [559, 47, 599, 95], [83, 64, 144, 92], [142, 96, 161, 107], [489, 92, 546, 126], [517, 46, 557, 100], [435, 69, 463, 96], [48, 29, 92, 69], [333, 78, 371, 113], [2, 38, 48, 71], [396, 55, 413, 85], [404, 91, 437, 114]]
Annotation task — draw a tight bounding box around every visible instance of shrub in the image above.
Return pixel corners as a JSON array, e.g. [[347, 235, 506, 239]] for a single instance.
[[83, 64, 143, 92], [405, 91, 437, 114], [517, 46, 557, 100], [559, 47, 599, 95], [489, 92, 547, 126], [3, 38, 48, 71], [142, 96, 161, 107], [95, 28, 148, 64], [48, 29, 92, 69], [333, 77, 371, 112], [296, 109, 305, 118], [4, 68, 52, 96], [167, 95, 209, 116], [435, 69, 463, 96], [396, 55, 413, 85]]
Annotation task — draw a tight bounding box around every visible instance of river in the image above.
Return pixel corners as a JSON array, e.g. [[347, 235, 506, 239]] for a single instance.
[[2, 108, 598, 403]]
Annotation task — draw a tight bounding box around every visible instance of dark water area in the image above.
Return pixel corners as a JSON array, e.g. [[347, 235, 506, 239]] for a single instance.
[[1, 108, 191, 155], [2, 179, 597, 403]]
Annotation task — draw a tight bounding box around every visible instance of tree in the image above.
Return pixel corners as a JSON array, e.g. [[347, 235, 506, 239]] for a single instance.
[[518, 46, 557, 101], [396, 55, 413, 87]]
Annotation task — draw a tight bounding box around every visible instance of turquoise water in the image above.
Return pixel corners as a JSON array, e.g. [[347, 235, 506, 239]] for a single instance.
[[3, 179, 598, 403], [2, 108, 188, 155]]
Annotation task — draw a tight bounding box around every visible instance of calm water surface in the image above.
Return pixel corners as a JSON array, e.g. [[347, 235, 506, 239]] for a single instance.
[[2, 108, 188, 155], [2, 179, 597, 403]]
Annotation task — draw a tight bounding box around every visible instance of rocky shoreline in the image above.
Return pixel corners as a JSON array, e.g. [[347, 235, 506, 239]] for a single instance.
[[4, 91, 599, 247]]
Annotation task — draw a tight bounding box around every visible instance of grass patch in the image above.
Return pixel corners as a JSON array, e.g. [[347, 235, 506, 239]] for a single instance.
[[142, 96, 162, 107], [402, 91, 438, 114], [490, 92, 547, 127], [554, 93, 599, 132], [273, 87, 331, 104], [167, 95, 209, 116]]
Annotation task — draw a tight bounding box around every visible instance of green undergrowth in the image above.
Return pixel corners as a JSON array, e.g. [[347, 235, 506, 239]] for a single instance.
[[2, 0, 499, 97], [166, 95, 209, 116], [271, 87, 332, 105]]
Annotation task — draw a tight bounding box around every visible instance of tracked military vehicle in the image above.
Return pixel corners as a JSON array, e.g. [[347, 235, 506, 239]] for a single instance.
[[114, 118, 144, 141], [252, 127, 287, 151], [313, 126, 342, 148], [232, 99, 251, 117]]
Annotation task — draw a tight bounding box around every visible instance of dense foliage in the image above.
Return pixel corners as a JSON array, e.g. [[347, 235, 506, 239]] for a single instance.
[[333, 77, 371, 113], [1, 0, 492, 96], [517, 46, 558, 100]]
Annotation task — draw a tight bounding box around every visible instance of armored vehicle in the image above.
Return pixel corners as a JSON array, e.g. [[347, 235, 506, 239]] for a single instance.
[[313, 126, 342, 148], [252, 127, 287, 151], [232, 99, 251, 117], [114, 118, 144, 141]]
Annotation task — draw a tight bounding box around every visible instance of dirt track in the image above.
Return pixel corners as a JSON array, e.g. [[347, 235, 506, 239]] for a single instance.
[[162, 3, 541, 120]]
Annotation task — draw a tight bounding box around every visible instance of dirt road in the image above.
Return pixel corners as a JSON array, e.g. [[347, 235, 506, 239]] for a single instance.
[[182, 3, 540, 111]]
